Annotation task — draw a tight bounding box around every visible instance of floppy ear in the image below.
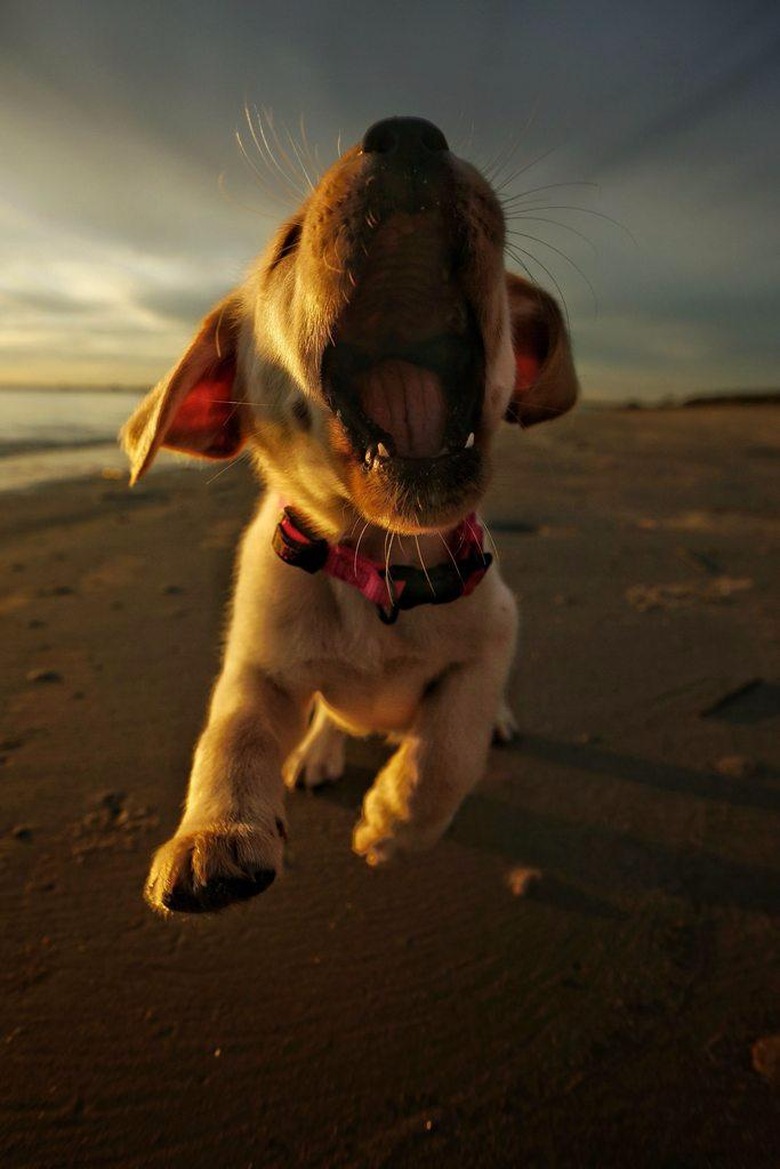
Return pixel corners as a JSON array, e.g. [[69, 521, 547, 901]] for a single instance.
[[121, 296, 248, 484], [503, 273, 579, 427]]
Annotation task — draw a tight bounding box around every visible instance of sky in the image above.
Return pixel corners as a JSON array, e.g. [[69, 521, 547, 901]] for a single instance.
[[1, 0, 778, 401]]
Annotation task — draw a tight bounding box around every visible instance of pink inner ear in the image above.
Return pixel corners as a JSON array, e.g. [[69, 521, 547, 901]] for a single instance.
[[165, 361, 243, 458], [514, 352, 541, 392]]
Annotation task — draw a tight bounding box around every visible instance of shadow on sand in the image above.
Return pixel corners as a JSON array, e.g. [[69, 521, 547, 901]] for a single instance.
[[308, 732, 780, 919]]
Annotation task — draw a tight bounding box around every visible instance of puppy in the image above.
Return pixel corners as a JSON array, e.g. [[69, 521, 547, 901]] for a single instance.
[[122, 116, 578, 914]]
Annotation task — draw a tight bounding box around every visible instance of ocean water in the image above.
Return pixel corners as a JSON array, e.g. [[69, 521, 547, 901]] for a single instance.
[[0, 388, 142, 456], [0, 388, 151, 492]]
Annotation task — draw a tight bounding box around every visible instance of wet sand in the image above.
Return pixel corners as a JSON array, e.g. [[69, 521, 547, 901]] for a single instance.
[[1, 405, 779, 1168]]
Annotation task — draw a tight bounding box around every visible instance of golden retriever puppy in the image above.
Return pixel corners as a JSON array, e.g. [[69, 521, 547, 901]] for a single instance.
[[122, 116, 578, 914]]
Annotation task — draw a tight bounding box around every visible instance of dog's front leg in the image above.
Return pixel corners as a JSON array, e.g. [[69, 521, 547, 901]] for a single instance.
[[145, 664, 307, 914], [353, 632, 516, 866]]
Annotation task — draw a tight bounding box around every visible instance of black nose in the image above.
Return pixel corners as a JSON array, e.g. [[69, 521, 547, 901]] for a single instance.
[[362, 117, 449, 158]]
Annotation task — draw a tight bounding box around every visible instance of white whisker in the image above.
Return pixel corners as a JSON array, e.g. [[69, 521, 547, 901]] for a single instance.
[[507, 229, 598, 310], [501, 180, 599, 206], [507, 215, 597, 254], [253, 105, 308, 199], [505, 242, 571, 328], [353, 522, 370, 577], [480, 517, 500, 567], [492, 144, 559, 194], [283, 119, 317, 192], [481, 99, 539, 184], [383, 529, 396, 604], [463, 517, 488, 567], [205, 447, 250, 486], [436, 531, 464, 585], [414, 535, 435, 596]]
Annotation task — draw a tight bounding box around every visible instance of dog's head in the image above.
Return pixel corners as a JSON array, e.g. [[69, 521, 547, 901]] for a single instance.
[[122, 117, 578, 535]]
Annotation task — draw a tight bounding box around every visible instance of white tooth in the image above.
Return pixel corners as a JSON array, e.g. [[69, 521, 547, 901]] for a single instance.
[[376, 442, 390, 459], [364, 449, 373, 465], [465, 432, 475, 449]]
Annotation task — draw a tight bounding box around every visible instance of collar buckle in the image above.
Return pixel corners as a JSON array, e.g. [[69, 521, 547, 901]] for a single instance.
[[272, 510, 329, 573]]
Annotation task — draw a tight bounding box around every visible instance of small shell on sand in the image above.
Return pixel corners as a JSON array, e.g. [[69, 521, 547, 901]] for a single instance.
[[751, 1035, 780, 1085], [25, 668, 64, 684], [714, 755, 757, 780], [506, 866, 542, 897]]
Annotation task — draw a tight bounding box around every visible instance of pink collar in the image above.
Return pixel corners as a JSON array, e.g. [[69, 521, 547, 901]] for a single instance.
[[272, 506, 492, 624]]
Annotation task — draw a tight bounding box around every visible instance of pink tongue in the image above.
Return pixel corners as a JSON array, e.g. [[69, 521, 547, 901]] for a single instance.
[[357, 359, 447, 458]]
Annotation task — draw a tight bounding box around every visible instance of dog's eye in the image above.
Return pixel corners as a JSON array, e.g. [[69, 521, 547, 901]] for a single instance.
[[272, 222, 302, 268]]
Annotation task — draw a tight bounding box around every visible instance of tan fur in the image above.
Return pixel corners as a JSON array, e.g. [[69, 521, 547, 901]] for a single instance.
[[121, 118, 578, 914]]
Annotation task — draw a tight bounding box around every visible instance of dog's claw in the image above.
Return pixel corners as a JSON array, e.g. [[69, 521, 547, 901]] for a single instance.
[[144, 822, 284, 916], [493, 700, 519, 744], [352, 818, 396, 866]]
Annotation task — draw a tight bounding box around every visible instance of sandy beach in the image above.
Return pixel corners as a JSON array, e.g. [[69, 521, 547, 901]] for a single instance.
[[1, 403, 778, 1168]]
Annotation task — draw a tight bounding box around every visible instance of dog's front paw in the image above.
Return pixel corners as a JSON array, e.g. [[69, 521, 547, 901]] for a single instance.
[[352, 816, 396, 867], [352, 787, 449, 868], [144, 818, 286, 915]]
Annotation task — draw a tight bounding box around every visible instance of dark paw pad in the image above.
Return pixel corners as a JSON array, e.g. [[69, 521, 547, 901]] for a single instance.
[[145, 828, 282, 916], [161, 868, 276, 914]]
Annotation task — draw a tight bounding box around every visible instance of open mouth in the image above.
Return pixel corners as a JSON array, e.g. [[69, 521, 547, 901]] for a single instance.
[[319, 211, 486, 475], [322, 322, 484, 471]]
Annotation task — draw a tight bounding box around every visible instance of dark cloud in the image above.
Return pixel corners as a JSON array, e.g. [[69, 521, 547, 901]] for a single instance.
[[135, 284, 233, 325], [1, 0, 778, 394], [2, 290, 100, 315], [590, 28, 780, 175]]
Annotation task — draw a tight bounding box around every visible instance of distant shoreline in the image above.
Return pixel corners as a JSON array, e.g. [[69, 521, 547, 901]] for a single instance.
[[0, 384, 777, 408], [609, 390, 780, 410], [0, 437, 120, 460], [576, 390, 780, 410], [0, 384, 145, 396]]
